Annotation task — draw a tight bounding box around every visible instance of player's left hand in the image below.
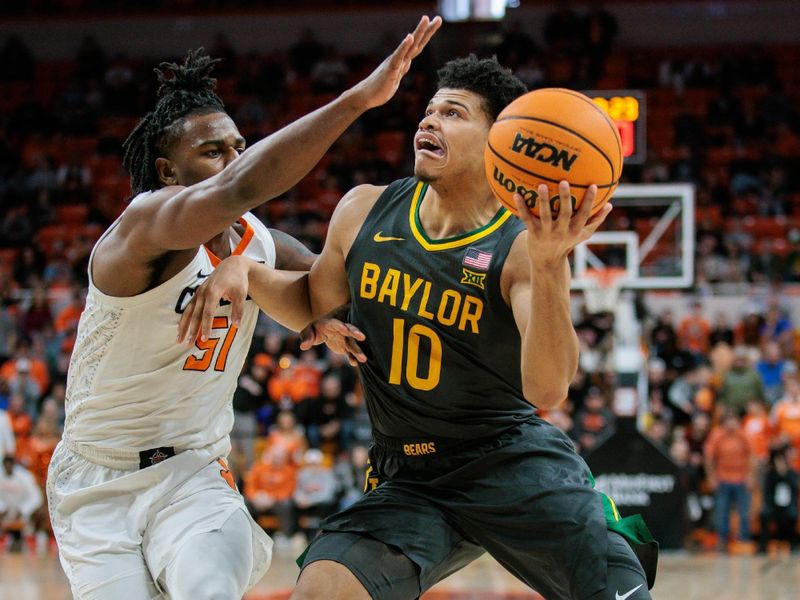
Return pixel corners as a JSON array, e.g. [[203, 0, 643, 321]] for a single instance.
[[350, 15, 442, 110], [300, 304, 367, 367], [178, 255, 250, 345], [513, 181, 612, 268]]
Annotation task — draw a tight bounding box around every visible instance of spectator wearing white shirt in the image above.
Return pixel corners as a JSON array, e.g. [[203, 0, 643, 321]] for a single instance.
[[0, 455, 43, 552]]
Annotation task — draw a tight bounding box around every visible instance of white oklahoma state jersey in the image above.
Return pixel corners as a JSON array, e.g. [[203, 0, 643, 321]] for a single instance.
[[63, 200, 275, 453]]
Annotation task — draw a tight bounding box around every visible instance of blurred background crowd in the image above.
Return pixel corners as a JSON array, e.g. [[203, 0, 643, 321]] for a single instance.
[[1, 1, 799, 556]]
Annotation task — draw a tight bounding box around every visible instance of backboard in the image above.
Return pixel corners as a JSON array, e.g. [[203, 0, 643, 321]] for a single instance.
[[571, 183, 695, 290]]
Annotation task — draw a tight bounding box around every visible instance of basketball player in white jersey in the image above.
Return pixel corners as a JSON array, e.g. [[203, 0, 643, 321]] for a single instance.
[[47, 17, 441, 600]]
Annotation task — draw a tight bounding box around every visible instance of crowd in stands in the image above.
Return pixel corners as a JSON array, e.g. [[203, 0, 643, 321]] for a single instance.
[[1, 4, 799, 553]]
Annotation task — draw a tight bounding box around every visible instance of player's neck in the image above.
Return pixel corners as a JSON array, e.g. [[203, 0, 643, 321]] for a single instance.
[[421, 178, 500, 240], [204, 222, 239, 258]]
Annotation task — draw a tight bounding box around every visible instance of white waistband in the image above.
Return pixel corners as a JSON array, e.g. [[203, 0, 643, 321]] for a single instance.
[[62, 436, 230, 471]]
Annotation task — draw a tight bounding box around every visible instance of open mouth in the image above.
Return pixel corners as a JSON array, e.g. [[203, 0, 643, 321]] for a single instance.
[[415, 133, 446, 158]]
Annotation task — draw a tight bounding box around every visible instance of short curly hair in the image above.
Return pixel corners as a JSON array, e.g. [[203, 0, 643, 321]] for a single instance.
[[436, 55, 527, 121]]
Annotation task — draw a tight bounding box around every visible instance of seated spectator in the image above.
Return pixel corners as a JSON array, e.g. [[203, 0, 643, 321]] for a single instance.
[[761, 305, 793, 356], [55, 155, 91, 203], [742, 399, 774, 472], [671, 437, 708, 542], [268, 353, 320, 407], [572, 386, 615, 455], [756, 341, 788, 405], [6, 358, 40, 416], [232, 353, 273, 470], [295, 373, 352, 452], [245, 446, 297, 546], [771, 374, 800, 470], [0, 339, 50, 394], [293, 448, 338, 539], [645, 416, 672, 451], [758, 446, 798, 553], [21, 286, 52, 339], [265, 410, 307, 465], [53, 285, 84, 337], [0, 455, 42, 552], [6, 393, 32, 459], [0, 407, 14, 458], [718, 346, 766, 416], [335, 445, 370, 510], [678, 300, 712, 357]]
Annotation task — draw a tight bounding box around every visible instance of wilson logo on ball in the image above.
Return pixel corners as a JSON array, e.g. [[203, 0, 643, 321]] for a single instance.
[[491, 166, 576, 213], [510, 132, 579, 172], [491, 166, 537, 205]]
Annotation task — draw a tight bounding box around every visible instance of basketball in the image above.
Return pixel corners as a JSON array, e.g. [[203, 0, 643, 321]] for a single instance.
[[484, 88, 623, 217]]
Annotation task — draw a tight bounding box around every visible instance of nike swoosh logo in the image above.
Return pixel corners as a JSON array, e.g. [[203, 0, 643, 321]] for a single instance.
[[616, 584, 643, 600], [373, 231, 405, 243]]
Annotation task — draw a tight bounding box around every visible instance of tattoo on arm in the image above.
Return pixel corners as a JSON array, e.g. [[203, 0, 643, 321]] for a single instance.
[[269, 229, 318, 271]]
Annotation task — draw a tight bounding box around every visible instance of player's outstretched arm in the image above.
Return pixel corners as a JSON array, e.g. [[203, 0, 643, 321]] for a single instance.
[[132, 16, 441, 252], [507, 182, 612, 409], [177, 256, 366, 361], [178, 256, 311, 336]]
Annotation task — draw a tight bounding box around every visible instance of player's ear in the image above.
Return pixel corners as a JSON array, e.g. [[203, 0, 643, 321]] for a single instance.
[[155, 157, 178, 186]]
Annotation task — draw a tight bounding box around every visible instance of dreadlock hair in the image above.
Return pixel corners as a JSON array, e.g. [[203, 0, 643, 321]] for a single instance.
[[436, 55, 527, 122], [122, 48, 226, 195]]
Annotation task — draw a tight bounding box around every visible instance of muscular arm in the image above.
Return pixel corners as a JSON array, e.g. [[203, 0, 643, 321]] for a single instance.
[[506, 239, 578, 409], [505, 182, 612, 410], [308, 185, 384, 318], [179, 185, 383, 340], [122, 18, 439, 254]]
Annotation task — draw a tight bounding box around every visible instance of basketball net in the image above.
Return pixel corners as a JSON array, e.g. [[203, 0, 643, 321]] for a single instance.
[[582, 267, 627, 314]]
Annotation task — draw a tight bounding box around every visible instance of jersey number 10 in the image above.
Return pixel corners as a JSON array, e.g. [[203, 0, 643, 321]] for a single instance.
[[389, 318, 442, 391]]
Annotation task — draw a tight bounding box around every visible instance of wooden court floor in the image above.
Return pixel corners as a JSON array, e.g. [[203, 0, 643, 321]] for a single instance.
[[3, 545, 800, 600]]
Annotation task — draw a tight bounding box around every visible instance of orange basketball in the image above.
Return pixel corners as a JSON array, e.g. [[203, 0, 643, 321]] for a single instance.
[[484, 88, 623, 217]]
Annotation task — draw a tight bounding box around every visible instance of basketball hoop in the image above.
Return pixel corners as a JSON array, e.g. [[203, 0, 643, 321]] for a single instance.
[[583, 267, 627, 314]]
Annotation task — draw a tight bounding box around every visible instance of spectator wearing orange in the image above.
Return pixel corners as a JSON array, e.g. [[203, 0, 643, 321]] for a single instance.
[[704, 411, 755, 550], [7, 393, 32, 460], [20, 415, 60, 488], [0, 339, 50, 395], [742, 399, 774, 468], [53, 286, 84, 336], [245, 445, 298, 542], [267, 354, 320, 406], [678, 300, 712, 356], [265, 410, 307, 465], [771, 374, 800, 470]]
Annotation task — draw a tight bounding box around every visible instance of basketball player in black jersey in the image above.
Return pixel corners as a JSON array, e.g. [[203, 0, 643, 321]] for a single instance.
[[182, 56, 658, 600]]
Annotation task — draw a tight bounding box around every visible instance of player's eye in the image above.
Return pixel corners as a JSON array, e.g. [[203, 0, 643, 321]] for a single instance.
[[205, 149, 221, 158], [447, 109, 459, 117], [235, 147, 245, 155]]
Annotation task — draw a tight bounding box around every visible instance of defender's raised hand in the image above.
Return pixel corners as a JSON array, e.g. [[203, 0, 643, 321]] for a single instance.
[[350, 15, 442, 110], [513, 182, 613, 268]]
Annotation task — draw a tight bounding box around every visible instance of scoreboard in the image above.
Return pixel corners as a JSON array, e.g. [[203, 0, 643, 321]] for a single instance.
[[583, 90, 646, 165]]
